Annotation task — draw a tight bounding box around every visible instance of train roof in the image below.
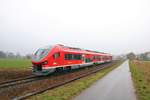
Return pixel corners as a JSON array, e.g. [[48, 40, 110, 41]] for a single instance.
[[56, 44, 112, 56]]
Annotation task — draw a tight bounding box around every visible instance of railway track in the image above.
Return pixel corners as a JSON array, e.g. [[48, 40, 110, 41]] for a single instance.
[[0, 75, 40, 89], [13, 62, 114, 100], [0, 62, 118, 100], [0, 71, 67, 89]]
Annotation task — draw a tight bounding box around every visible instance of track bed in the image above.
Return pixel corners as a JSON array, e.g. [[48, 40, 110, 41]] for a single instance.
[[0, 69, 32, 83]]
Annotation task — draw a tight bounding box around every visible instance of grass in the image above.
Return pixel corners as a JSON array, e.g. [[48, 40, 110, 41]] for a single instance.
[[129, 60, 150, 100], [29, 61, 124, 100], [0, 58, 32, 70]]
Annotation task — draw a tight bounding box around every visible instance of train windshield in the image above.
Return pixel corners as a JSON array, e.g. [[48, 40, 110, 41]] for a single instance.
[[32, 46, 52, 61]]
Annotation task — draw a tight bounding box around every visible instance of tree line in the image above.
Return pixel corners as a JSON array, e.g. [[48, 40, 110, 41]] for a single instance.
[[127, 52, 150, 61], [0, 51, 32, 59]]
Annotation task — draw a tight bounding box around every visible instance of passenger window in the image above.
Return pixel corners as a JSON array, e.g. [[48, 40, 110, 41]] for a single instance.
[[53, 52, 60, 59], [64, 54, 81, 60], [93, 56, 96, 60], [73, 54, 81, 60], [65, 54, 73, 60]]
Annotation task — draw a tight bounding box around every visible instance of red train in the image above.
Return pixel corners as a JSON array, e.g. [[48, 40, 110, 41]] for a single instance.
[[32, 44, 112, 75]]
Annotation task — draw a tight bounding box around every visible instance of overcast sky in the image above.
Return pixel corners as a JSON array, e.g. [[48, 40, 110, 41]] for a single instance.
[[0, 0, 150, 55]]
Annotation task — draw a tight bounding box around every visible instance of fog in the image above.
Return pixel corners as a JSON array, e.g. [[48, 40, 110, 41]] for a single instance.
[[0, 0, 150, 55]]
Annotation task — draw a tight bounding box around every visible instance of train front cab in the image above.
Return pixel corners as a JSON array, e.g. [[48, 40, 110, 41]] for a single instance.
[[32, 45, 57, 76]]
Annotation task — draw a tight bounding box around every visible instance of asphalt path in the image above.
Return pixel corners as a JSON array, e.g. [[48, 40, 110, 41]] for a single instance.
[[73, 60, 137, 100]]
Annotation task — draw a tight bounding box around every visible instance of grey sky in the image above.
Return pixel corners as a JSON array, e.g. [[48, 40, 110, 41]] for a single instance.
[[0, 0, 150, 55]]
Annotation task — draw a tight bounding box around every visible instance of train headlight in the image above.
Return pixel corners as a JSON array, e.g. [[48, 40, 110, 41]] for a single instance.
[[42, 61, 48, 65], [53, 62, 57, 65]]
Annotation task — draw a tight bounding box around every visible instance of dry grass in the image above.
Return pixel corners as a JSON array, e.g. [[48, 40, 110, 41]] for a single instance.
[[129, 60, 150, 100]]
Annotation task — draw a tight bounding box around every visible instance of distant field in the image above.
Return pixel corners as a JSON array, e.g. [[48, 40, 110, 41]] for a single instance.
[[0, 58, 32, 69], [129, 60, 150, 100]]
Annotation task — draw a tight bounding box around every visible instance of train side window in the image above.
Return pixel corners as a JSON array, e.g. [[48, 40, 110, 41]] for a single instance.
[[65, 54, 81, 60], [65, 54, 67, 60], [73, 54, 81, 60], [85, 58, 91, 63], [93, 56, 96, 60], [65, 54, 73, 60], [53, 52, 60, 59]]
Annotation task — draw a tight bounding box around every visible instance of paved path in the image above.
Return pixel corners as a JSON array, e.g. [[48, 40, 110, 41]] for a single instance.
[[73, 61, 136, 100]]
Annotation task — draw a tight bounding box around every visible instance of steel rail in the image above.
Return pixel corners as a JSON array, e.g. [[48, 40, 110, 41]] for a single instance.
[[0, 75, 41, 89]]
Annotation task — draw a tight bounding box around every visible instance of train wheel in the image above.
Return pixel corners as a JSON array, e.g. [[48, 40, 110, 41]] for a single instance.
[[64, 66, 71, 72], [56, 67, 63, 73]]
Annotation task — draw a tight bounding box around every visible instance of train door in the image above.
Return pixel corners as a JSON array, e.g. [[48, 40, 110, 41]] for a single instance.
[[53, 52, 60, 66], [82, 54, 86, 63]]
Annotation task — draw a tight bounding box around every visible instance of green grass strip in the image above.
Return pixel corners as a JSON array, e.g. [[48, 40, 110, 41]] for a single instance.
[[0, 58, 31, 69]]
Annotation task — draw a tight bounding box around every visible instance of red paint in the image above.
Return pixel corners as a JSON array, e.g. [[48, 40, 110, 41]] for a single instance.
[[32, 44, 112, 69]]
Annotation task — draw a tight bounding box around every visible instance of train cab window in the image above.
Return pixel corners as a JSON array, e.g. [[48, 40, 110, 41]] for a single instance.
[[53, 52, 60, 59], [33, 45, 52, 61]]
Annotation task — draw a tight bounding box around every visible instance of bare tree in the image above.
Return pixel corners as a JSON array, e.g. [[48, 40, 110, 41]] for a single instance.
[[16, 52, 22, 58], [7, 52, 15, 58], [0, 51, 6, 58], [26, 54, 32, 59], [127, 52, 136, 60]]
